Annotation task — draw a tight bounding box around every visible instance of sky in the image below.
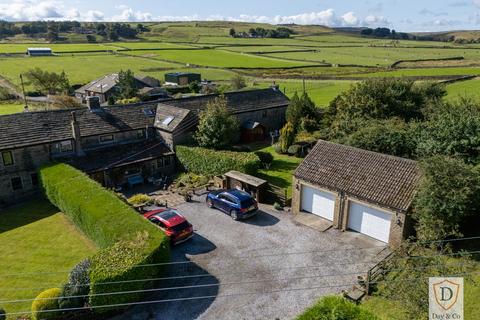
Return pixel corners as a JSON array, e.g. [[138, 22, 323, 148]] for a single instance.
[[0, 0, 479, 32]]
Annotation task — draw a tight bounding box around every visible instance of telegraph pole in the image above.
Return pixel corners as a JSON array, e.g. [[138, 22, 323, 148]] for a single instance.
[[302, 78, 306, 94], [20, 74, 29, 111]]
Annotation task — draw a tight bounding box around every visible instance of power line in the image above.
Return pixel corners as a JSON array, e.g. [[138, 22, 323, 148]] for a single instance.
[[1, 261, 475, 303], [6, 271, 478, 316]]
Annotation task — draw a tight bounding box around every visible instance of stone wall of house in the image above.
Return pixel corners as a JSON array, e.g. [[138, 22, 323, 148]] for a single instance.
[[234, 106, 287, 132], [291, 177, 408, 248], [0, 144, 51, 206], [82, 129, 147, 150]]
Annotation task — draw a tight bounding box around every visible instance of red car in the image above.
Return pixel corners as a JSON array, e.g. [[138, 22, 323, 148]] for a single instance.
[[143, 209, 194, 245]]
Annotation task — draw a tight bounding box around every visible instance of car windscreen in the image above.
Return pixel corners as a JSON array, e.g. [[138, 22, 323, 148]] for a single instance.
[[240, 198, 255, 208], [157, 210, 178, 220], [170, 221, 190, 233]]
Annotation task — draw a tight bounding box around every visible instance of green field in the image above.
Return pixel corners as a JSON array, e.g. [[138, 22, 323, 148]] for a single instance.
[[0, 54, 180, 88], [265, 47, 480, 66], [345, 67, 480, 78], [446, 78, 480, 100], [0, 43, 119, 54], [0, 198, 97, 316], [126, 49, 314, 68], [0, 102, 24, 115]]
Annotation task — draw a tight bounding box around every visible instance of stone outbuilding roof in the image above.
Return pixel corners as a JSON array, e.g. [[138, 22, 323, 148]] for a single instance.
[[158, 88, 289, 115], [294, 140, 422, 212]]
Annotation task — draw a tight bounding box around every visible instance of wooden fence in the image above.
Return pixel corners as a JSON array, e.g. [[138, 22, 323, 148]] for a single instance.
[[365, 251, 394, 295], [264, 184, 290, 207]]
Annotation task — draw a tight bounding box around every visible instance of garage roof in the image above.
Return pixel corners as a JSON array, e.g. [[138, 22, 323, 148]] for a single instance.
[[294, 140, 421, 212]]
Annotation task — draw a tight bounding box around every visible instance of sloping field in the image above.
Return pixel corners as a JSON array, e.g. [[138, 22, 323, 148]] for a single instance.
[[446, 78, 480, 101], [0, 54, 180, 88], [343, 67, 480, 78], [126, 49, 314, 68], [265, 47, 480, 66]]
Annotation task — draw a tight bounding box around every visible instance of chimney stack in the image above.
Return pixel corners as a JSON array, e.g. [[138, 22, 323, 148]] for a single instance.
[[71, 111, 85, 156], [86, 96, 101, 111]]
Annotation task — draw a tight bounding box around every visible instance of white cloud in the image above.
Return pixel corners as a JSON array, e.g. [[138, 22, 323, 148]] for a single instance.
[[0, 2, 390, 28], [474, 0, 480, 7]]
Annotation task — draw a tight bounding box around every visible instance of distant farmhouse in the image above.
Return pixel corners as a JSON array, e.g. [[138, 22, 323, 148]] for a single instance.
[[74, 73, 163, 104], [26, 48, 53, 56], [165, 72, 201, 86], [0, 87, 288, 206]]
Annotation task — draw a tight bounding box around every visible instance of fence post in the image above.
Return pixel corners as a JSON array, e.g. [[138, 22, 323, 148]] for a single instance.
[[366, 270, 371, 295]]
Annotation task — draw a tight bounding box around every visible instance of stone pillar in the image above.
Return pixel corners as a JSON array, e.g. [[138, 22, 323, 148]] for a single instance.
[[71, 111, 85, 156]]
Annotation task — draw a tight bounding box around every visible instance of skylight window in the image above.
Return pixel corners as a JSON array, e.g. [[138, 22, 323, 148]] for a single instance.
[[162, 116, 175, 126]]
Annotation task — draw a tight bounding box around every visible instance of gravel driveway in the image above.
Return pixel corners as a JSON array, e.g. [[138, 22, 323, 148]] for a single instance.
[[117, 194, 387, 320]]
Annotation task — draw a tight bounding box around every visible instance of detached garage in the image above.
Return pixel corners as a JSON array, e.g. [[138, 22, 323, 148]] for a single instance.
[[292, 140, 421, 247]]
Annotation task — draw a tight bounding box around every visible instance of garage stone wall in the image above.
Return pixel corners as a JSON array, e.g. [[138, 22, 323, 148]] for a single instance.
[[291, 176, 408, 248]]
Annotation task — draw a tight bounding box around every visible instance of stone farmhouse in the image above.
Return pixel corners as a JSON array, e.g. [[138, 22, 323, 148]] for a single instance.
[[292, 140, 422, 247], [0, 88, 289, 206]]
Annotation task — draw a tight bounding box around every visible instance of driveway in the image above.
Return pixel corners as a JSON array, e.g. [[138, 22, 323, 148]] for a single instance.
[[117, 194, 387, 320]]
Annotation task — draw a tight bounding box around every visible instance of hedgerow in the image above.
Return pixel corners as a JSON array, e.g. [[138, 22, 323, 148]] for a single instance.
[[176, 145, 260, 176], [39, 163, 170, 314]]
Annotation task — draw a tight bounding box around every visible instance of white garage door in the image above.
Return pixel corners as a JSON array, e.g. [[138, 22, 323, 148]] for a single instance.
[[301, 185, 335, 221], [348, 202, 392, 243]]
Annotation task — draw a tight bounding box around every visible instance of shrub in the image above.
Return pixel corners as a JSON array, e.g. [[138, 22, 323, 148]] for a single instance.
[[31, 288, 61, 320], [176, 146, 260, 176], [0, 308, 5, 320], [39, 164, 170, 313], [287, 144, 302, 157], [273, 143, 284, 154], [297, 295, 378, 320], [255, 151, 274, 168], [127, 194, 152, 206], [279, 122, 295, 153], [174, 173, 209, 190], [273, 202, 283, 210], [59, 259, 91, 310]]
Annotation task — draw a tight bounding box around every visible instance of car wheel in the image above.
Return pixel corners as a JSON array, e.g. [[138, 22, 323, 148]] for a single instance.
[[206, 198, 214, 208], [230, 210, 238, 221]]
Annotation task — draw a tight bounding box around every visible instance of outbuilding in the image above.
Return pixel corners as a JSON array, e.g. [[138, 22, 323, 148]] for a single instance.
[[292, 140, 421, 247], [165, 72, 201, 86], [26, 48, 53, 56]]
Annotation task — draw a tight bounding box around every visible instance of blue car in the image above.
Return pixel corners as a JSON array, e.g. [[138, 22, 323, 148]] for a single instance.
[[206, 189, 258, 220]]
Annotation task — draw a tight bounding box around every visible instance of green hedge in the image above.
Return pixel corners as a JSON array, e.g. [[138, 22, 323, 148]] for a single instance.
[[31, 288, 61, 320], [40, 164, 170, 314], [176, 146, 260, 176], [297, 296, 378, 320]]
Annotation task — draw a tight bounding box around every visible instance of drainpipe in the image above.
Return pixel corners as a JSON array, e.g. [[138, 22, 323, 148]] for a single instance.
[[71, 111, 85, 156], [338, 191, 345, 229]]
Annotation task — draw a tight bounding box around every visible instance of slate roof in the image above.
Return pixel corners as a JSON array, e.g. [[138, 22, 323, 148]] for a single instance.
[[69, 140, 173, 173], [75, 73, 156, 94], [158, 88, 289, 115], [154, 105, 191, 133], [0, 102, 158, 150], [294, 140, 422, 212]]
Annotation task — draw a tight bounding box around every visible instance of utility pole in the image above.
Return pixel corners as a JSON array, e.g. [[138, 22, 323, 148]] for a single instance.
[[20, 74, 29, 111], [302, 78, 306, 94]]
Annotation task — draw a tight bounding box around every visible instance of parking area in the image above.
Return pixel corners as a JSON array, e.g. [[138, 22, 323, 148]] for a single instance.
[[119, 194, 388, 320]]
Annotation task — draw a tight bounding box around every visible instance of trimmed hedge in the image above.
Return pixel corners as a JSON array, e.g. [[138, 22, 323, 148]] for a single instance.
[[39, 164, 170, 314], [31, 288, 61, 320], [176, 146, 260, 176]]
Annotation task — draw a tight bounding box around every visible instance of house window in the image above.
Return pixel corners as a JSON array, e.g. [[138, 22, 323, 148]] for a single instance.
[[262, 110, 268, 118], [60, 141, 73, 153], [164, 156, 171, 166], [156, 158, 164, 168], [31, 173, 39, 186], [2, 151, 14, 166], [99, 134, 114, 144], [11, 177, 23, 191]]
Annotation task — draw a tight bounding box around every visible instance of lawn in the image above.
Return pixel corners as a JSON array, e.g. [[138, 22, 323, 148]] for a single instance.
[[0, 198, 97, 317], [252, 79, 352, 107], [446, 78, 480, 101], [253, 145, 302, 197], [127, 48, 314, 68], [0, 102, 24, 115], [0, 54, 180, 89]]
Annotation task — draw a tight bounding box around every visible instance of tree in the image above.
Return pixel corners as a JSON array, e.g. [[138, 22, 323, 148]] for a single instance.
[[285, 92, 303, 129], [416, 98, 480, 164], [413, 156, 480, 242], [230, 74, 246, 90], [189, 81, 200, 93], [229, 28, 236, 37], [50, 95, 82, 109], [24, 68, 70, 95], [46, 22, 59, 42], [86, 34, 96, 43], [195, 96, 239, 149], [278, 122, 295, 153], [344, 118, 417, 158], [116, 69, 138, 99]]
